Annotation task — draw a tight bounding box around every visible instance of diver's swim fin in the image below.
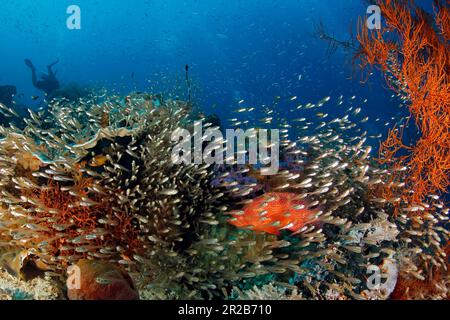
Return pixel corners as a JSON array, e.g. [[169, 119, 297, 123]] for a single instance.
[[24, 59, 36, 70]]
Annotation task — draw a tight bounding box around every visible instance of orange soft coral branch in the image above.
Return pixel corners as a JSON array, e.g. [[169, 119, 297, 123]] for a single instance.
[[391, 240, 450, 300], [435, 0, 450, 40], [17, 176, 142, 270], [357, 0, 450, 208]]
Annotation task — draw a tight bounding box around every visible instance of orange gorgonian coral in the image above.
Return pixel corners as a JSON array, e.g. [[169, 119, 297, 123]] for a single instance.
[[13, 174, 142, 271], [356, 0, 450, 207], [390, 241, 450, 299]]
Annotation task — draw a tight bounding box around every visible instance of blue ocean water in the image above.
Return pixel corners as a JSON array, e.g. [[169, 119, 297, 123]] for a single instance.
[[0, 0, 432, 145]]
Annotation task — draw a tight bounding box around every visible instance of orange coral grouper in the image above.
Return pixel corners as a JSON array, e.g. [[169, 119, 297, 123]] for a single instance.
[[228, 192, 319, 235]]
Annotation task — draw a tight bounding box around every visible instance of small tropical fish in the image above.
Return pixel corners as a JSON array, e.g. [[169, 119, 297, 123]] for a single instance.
[[89, 155, 108, 167], [228, 192, 318, 235]]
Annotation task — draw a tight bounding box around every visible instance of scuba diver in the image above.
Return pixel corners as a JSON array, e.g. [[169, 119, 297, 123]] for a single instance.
[[24, 59, 60, 96]]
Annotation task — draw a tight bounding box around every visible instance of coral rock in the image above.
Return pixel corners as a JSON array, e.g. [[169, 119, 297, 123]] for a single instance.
[[67, 260, 139, 300]]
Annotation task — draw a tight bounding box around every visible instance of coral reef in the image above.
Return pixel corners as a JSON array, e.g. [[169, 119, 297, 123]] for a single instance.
[[0, 269, 61, 300], [224, 91, 449, 299], [0, 86, 447, 300], [0, 92, 277, 299], [48, 83, 93, 102], [0, 0, 447, 301], [232, 283, 304, 300]]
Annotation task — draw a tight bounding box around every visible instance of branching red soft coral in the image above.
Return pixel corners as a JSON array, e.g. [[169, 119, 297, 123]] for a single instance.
[[20, 176, 141, 270], [356, 0, 450, 207], [391, 242, 450, 300]]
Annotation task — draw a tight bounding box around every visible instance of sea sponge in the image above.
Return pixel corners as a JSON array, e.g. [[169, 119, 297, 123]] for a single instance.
[[67, 259, 139, 300]]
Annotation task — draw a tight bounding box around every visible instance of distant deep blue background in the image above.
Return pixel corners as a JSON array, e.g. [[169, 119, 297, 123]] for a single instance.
[[0, 0, 433, 141]]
